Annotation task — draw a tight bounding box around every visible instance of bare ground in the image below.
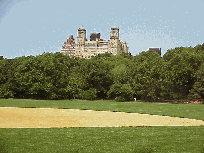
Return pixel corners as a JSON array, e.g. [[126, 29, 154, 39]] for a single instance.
[[0, 107, 204, 128]]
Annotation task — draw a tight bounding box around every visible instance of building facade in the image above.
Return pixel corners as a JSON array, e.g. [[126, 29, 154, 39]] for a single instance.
[[148, 48, 161, 55], [61, 27, 129, 58]]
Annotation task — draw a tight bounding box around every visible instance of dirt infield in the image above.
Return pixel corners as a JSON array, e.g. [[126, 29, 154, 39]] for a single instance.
[[0, 107, 204, 128]]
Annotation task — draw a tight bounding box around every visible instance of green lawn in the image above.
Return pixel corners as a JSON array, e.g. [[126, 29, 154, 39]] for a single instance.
[[0, 99, 204, 152], [1, 127, 204, 153]]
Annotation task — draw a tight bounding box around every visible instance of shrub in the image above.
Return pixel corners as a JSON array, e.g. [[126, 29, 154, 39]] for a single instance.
[[107, 83, 133, 102], [82, 88, 97, 100]]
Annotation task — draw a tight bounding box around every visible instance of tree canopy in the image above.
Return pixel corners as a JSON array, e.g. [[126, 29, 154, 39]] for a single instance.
[[1, 43, 204, 101]]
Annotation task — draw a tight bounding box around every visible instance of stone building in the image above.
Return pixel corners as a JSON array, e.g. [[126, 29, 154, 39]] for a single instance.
[[61, 27, 129, 58], [148, 48, 161, 55], [61, 35, 75, 58]]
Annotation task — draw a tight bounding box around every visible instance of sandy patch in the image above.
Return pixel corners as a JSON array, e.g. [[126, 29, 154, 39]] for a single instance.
[[0, 107, 203, 128]]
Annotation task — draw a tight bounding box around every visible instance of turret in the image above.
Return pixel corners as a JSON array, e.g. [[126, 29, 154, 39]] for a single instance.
[[110, 27, 119, 39], [109, 27, 120, 54], [77, 27, 86, 46]]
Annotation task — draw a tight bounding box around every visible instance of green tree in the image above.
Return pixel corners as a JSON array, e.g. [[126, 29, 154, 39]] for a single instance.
[[188, 63, 204, 100], [111, 64, 129, 84], [131, 50, 165, 101], [107, 83, 133, 102], [81, 88, 97, 100], [11, 53, 78, 99], [163, 47, 202, 100], [0, 58, 17, 98], [74, 58, 113, 99]]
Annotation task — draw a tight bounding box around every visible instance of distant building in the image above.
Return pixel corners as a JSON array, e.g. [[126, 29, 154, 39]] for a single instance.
[[90, 33, 100, 41], [148, 48, 161, 55], [61, 27, 129, 58], [61, 35, 75, 58]]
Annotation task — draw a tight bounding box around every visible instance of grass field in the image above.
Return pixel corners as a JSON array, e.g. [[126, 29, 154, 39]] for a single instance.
[[1, 127, 204, 152], [0, 98, 204, 152]]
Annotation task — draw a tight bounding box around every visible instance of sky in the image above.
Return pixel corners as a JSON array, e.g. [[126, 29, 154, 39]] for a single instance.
[[0, 0, 204, 59]]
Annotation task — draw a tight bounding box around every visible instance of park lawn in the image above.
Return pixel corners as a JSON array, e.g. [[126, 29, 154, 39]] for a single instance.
[[0, 127, 204, 153], [0, 98, 204, 120], [0, 99, 204, 152]]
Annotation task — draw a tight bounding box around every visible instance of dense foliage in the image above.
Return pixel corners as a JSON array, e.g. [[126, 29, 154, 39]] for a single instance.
[[0, 43, 204, 101]]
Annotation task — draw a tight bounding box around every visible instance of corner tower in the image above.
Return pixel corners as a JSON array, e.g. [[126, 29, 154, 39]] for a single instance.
[[77, 27, 86, 46], [75, 27, 87, 58], [109, 27, 120, 54], [110, 27, 119, 39]]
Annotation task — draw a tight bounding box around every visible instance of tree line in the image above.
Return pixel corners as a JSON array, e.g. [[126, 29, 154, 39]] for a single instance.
[[0, 43, 204, 101]]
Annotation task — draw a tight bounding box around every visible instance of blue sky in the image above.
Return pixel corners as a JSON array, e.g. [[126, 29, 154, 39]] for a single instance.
[[0, 0, 204, 59]]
